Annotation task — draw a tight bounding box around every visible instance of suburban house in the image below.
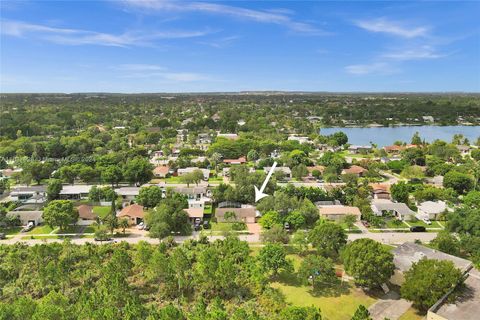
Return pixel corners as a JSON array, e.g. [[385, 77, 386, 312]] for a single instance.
[[370, 184, 391, 200], [264, 166, 292, 179], [216, 133, 239, 140], [191, 156, 207, 164], [215, 206, 257, 223], [153, 166, 170, 178], [391, 242, 472, 286], [6, 210, 43, 226], [318, 205, 361, 222], [417, 201, 447, 220], [383, 145, 405, 154], [185, 208, 204, 222], [223, 156, 246, 165], [287, 135, 311, 144], [371, 199, 415, 220], [426, 175, 444, 187], [117, 204, 145, 225], [348, 145, 372, 154], [456, 145, 471, 155], [77, 205, 97, 221], [10, 186, 47, 203], [196, 133, 212, 145], [174, 186, 212, 201], [341, 165, 368, 177], [115, 187, 141, 202], [177, 167, 210, 180], [59, 185, 92, 200]]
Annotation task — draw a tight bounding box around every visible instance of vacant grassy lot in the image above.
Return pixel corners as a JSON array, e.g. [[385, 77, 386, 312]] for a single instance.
[[263, 251, 378, 320], [93, 206, 110, 218]]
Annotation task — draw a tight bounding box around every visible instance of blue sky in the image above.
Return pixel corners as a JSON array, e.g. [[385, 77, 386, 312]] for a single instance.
[[1, 0, 479, 92]]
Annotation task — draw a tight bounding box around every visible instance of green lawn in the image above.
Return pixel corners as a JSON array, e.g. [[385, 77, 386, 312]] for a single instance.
[[204, 205, 213, 214], [385, 219, 408, 229], [55, 225, 85, 234], [271, 282, 376, 320], [164, 176, 183, 183], [0, 226, 22, 235], [210, 222, 234, 232], [26, 225, 54, 235], [407, 220, 443, 228], [267, 252, 377, 320], [93, 206, 110, 218], [83, 225, 96, 233]]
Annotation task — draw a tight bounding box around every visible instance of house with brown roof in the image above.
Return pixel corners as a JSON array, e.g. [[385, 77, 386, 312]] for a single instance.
[[185, 208, 204, 222], [117, 204, 145, 225], [341, 165, 368, 177], [223, 156, 246, 165], [153, 165, 170, 178], [383, 145, 405, 154], [307, 165, 325, 175], [77, 205, 97, 221], [370, 183, 391, 200], [318, 205, 361, 222], [215, 207, 257, 223]]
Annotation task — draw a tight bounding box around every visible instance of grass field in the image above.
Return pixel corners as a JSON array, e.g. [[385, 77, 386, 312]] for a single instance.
[[93, 206, 110, 218], [264, 251, 378, 320], [26, 225, 54, 234], [385, 219, 408, 229], [204, 205, 213, 214]]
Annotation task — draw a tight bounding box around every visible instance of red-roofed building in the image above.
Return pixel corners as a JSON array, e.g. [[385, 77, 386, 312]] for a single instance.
[[223, 156, 246, 165], [118, 204, 145, 225]]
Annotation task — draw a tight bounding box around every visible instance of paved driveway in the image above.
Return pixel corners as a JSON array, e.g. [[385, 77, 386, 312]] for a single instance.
[[368, 291, 412, 320]]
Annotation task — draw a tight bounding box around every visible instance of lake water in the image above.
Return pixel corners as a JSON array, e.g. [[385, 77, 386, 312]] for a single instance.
[[320, 126, 479, 147]]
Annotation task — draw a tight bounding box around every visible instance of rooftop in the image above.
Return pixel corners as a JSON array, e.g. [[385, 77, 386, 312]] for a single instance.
[[392, 242, 472, 274], [430, 269, 480, 320]]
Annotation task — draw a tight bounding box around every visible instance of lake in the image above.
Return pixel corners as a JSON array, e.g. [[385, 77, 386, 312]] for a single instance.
[[320, 126, 479, 147]]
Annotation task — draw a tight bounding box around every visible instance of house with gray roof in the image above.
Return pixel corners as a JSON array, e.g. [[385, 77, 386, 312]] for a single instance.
[[371, 199, 415, 221], [7, 210, 43, 226], [417, 201, 447, 220]]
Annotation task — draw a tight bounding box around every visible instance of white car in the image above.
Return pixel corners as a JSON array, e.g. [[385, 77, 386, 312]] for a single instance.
[[137, 222, 145, 230], [422, 218, 432, 225]]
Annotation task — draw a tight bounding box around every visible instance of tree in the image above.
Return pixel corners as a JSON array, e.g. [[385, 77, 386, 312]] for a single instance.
[[258, 243, 292, 277], [401, 259, 463, 311], [146, 197, 191, 239], [46, 179, 62, 201], [261, 224, 290, 244], [351, 305, 372, 320], [101, 165, 123, 187], [463, 190, 480, 209], [42, 200, 78, 231], [259, 211, 282, 229], [341, 239, 395, 289], [284, 210, 306, 230], [58, 165, 78, 184], [192, 169, 205, 185], [291, 230, 309, 255], [298, 255, 337, 290], [123, 157, 153, 186], [411, 132, 422, 145], [247, 149, 259, 161], [119, 218, 129, 234], [103, 198, 118, 234], [78, 165, 97, 183], [308, 222, 347, 257], [292, 164, 308, 180], [443, 171, 474, 194], [391, 182, 410, 204], [431, 231, 460, 256], [279, 306, 322, 320], [137, 186, 163, 208], [32, 291, 71, 320], [180, 173, 195, 187], [343, 214, 357, 231], [27, 161, 53, 185]]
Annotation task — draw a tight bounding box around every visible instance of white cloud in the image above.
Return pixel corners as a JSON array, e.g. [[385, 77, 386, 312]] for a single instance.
[[114, 64, 166, 71], [382, 45, 444, 60], [344, 62, 398, 75], [0, 19, 211, 47], [122, 0, 328, 35], [355, 18, 429, 38]]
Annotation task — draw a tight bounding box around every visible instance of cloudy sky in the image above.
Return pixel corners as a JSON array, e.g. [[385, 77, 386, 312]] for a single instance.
[[1, 0, 479, 92]]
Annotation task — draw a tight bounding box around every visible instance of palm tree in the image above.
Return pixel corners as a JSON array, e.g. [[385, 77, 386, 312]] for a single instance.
[[210, 152, 222, 174]]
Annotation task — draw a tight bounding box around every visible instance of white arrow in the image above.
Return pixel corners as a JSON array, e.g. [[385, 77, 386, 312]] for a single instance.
[[254, 161, 277, 202]]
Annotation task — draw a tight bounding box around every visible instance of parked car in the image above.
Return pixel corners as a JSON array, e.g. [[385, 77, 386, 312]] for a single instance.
[[22, 222, 34, 232], [202, 221, 210, 229], [193, 223, 201, 231], [137, 222, 145, 230], [422, 218, 432, 225], [361, 220, 370, 228], [0, 233, 6, 240], [410, 226, 426, 232]]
